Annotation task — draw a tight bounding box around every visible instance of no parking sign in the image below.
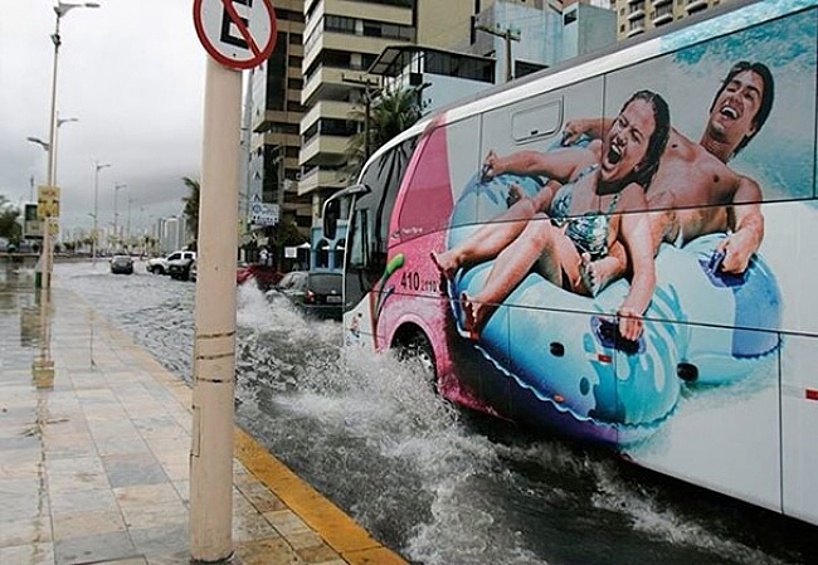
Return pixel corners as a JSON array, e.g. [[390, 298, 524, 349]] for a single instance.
[[193, 0, 277, 70]]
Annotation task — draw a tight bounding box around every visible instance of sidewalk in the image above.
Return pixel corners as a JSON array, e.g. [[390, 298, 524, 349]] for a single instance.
[[0, 273, 407, 565]]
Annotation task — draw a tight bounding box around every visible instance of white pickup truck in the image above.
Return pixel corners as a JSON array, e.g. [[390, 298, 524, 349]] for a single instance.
[[147, 250, 195, 276]]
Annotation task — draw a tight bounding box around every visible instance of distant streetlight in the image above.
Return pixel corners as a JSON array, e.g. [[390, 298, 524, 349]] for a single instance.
[[27, 137, 50, 151], [92, 161, 110, 263], [113, 183, 126, 250], [53, 112, 78, 190], [38, 0, 101, 289]]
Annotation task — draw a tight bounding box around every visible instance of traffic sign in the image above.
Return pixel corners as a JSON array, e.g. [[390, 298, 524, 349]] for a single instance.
[[37, 185, 60, 219], [193, 0, 277, 70]]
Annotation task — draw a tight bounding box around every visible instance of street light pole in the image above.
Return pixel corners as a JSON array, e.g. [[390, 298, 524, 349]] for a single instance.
[[92, 161, 110, 264], [113, 183, 125, 252], [53, 113, 78, 188], [40, 1, 100, 289]]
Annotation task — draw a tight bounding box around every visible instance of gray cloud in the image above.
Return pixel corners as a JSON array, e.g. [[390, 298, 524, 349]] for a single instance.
[[0, 1, 220, 235]]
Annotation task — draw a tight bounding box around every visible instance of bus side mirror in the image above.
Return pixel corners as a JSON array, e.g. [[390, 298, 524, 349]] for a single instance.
[[323, 198, 340, 240]]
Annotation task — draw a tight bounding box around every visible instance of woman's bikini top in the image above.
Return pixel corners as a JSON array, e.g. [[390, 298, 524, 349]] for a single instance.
[[549, 164, 620, 260]]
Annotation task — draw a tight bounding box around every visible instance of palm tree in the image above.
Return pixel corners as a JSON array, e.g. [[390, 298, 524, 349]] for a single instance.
[[0, 195, 22, 244], [345, 86, 426, 180], [181, 176, 200, 244]]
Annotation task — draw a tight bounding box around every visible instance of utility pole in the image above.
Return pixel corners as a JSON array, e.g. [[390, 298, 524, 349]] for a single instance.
[[342, 75, 380, 160], [476, 23, 521, 83], [273, 145, 284, 270]]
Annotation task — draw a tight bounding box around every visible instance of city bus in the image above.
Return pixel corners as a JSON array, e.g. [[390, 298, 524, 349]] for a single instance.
[[322, 0, 818, 526]]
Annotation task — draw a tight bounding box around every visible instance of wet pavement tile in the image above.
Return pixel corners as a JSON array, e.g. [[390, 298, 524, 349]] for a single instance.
[[0, 492, 48, 522], [129, 523, 187, 557], [234, 537, 305, 565], [120, 500, 187, 531], [96, 437, 152, 457], [103, 453, 169, 488], [50, 488, 118, 515], [52, 508, 126, 540], [53, 530, 136, 565], [232, 511, 280, 543], [0, 541, 54, 565], [0, 515, 52, 546], [113, 482, 181, 509]]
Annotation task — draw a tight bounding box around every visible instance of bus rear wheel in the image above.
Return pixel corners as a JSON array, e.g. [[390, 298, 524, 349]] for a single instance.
[[395, 330, 438, 391]]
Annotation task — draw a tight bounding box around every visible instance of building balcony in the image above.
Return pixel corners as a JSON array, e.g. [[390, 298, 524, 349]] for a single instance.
[[299, 134, 350, 166], [302, 65, 373, 107], [301, 100, 358, 135], [685, 0, 708, 13], [297, 167, 349, 196], [626, 23, 645, 38], [627, 8, 646, 20], [652, 12, 674, 25]]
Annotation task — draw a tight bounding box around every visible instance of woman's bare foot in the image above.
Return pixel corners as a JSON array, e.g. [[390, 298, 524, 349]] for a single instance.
[[506, 183, 524, 207], [430, 250, 458, 281], [459, 292, 482, 340]]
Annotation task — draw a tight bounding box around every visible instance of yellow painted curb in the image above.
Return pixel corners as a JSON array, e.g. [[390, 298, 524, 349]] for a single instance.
[[234, 428, 409, 563]]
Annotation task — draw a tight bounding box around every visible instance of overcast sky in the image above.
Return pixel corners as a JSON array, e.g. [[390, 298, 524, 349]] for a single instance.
[[0, 1, 219, 236]]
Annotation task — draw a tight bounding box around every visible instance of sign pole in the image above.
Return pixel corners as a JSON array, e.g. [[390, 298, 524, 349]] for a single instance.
[[189, 56, 242, 563], [190, 1, 277, 561]]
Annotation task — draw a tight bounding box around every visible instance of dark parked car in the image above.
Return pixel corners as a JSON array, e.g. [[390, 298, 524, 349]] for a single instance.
[[272, 271, 342, 321], [110, 255, 134, 275]]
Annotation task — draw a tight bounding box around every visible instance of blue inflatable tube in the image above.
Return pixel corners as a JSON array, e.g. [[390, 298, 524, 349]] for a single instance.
[[445, 171, 782, 444]]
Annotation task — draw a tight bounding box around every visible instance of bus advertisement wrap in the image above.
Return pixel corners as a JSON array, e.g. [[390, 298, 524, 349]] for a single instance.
[[336, 0, 818, 525]]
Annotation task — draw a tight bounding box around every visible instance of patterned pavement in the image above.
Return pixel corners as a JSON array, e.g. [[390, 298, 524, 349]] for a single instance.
[[0, 267, 405, 565]]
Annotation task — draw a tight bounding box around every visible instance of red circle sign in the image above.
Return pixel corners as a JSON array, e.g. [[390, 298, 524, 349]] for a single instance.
[[193, 0, 277, 70]]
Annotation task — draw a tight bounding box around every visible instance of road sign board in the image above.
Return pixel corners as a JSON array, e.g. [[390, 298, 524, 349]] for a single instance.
[[249, 195, 279, 226], [193, 0, 277, 70], [37, 185, 60, 219]]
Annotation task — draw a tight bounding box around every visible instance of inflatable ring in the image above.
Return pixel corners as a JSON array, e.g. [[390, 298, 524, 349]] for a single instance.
[[444, 170, 782, 444]]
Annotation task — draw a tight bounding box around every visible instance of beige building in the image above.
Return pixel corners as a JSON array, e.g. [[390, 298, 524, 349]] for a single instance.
[[613, 0, 729, 39], [298, 0, 416, 222]]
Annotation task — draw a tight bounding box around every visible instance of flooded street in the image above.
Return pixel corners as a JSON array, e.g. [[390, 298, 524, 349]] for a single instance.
[[53, 260, 816, 565]]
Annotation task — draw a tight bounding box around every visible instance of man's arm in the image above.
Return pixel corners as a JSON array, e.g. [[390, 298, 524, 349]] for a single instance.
[[719, 175, 764, 273]]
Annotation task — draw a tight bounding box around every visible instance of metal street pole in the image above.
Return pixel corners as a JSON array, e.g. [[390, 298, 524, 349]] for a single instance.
[[53, 113, 78, 186], [39, 1, 100, 289], [92, 161, 110, 264], [113, 183, 125, 251], [189, 56, 241, 562]]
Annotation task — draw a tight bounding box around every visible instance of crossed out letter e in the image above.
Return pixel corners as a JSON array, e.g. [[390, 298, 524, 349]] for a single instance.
[[220, 0, 253, 49]]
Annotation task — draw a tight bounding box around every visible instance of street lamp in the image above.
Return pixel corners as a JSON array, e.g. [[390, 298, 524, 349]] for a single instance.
[[113, 183, 126, 251], [53, 113, 78, 185], [39, 0, 100, 289], [92, 161, 110, 263]]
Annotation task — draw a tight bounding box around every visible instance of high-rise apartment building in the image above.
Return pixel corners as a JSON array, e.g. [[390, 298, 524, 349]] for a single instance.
[[298, 0, 416, 223], [250, 0, 312, 234], [613, 0, 729, 39]]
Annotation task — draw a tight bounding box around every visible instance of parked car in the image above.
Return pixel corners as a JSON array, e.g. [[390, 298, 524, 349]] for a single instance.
[[271, 270, 342, 321], [110, 255, 134, 275], [147, 250, 193, 275], [167, 251, 197, 281], [189, 259, 197, 282]]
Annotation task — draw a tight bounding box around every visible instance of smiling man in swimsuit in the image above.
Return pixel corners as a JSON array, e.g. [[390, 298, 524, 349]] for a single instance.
[[563, 61, 774, 288]]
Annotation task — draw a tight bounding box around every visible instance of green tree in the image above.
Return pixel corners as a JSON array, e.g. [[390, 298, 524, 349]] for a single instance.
[[345, 86, 426, 180], [181, 176, 200, 244], [0, 195, 22, 244]]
